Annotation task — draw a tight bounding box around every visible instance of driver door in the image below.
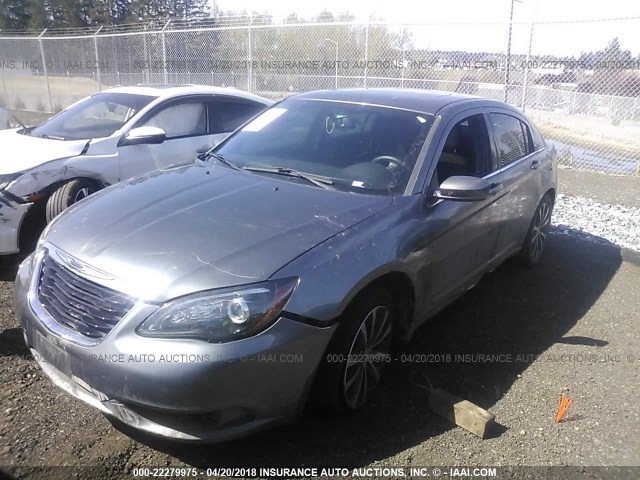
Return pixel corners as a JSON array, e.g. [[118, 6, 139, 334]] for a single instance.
[[417, 111, 505, 312], [117, 99, 209, 180]]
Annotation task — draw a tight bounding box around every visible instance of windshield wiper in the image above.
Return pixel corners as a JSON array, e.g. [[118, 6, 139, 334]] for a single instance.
[[242, 166, 334, 190], [201, 152, 241, 171], [39, 134, 65, 140]]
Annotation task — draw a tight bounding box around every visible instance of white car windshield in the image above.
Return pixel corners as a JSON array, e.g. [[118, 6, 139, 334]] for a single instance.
[[31, 92, 155, 140]]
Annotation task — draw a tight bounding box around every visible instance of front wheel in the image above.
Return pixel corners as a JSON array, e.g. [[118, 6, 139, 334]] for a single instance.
[[45, 178, 99, 223], [315, 288, 395, 411], [516, 193, 554, 266]]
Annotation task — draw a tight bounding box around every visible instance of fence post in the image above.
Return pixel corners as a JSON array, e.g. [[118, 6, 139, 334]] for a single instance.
[[142, 26, 149, 84], [503, 0, 515, 102], [0, 66, 8, 104], [247, 16, 256, 92], [609, 95, 614, 118], [162, 20, 171, 84], [521, 20, 534, 112], [93, 26, 103, 91], [37, 29, 52, 112], [364, 21, 369, 87]]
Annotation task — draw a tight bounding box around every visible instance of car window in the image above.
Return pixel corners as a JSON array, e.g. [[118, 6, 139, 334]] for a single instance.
[[142, 102, 207, 139], [209, 100, 265, 134], [435, 114, 491, 184], [529, 121, 545, 150], [490, 113, 529, 167], [31, 92, 155, 140], [216, 99, 434, 195]]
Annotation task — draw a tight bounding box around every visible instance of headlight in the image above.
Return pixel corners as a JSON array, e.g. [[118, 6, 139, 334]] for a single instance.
[[137, 278, 298, 342]]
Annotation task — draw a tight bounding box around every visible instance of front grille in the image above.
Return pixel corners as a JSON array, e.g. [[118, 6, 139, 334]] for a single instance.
[[38, 251, 134, 340]]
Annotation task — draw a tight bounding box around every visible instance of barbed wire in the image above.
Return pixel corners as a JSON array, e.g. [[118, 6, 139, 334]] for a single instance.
[[2, 14, 640, 38]]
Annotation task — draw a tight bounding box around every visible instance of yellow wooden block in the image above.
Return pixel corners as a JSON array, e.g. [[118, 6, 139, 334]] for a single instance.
[[428, 388, 495, 438]]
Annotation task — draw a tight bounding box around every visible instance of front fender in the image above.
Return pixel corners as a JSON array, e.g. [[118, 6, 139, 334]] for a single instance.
[[271, 196, 422, 325], [8, 157, 116, 199]]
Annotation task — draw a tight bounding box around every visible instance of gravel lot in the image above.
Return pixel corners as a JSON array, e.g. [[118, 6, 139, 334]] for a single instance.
[[1, 170, 639, 479], [553, 195, 640, 252]]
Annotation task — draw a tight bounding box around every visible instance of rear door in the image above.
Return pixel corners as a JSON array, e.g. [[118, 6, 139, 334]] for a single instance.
[[206, 97, 267, 148], [487, 110, 548, 256]]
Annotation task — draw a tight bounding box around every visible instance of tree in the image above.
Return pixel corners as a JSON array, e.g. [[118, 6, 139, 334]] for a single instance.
[[88, 0, 130, 26], [46, 0, 93, 28], [0, 0, 31, 30], [593, 37, 627, 95], [126, 0, 209, 23], [283, 13, 300, 24], [316, 10, 335, 23], [126, 0, 166, 23], [26, 0, 51, 29], [336, 11, 355, 22]]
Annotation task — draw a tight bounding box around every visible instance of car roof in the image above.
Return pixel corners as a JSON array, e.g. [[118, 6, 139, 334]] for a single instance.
[[103, 84, 273, 105], [290, 88, 506, 114]]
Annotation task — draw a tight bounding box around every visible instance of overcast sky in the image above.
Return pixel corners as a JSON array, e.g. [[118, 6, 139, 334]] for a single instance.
[[215, 0, 640, 56]]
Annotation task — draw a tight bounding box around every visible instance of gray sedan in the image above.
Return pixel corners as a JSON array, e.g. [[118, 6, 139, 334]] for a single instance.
[[16, 89, 557, 441]]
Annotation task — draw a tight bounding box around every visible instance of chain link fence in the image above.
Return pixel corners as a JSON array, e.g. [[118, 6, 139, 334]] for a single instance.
[[1, 15, 639, 175]]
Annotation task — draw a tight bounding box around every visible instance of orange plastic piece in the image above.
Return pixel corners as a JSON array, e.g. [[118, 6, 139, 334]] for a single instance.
[[555, 394, 573, 423]]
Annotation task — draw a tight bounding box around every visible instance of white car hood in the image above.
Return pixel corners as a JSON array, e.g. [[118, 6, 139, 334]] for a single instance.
[[0, 129, 88, 174]]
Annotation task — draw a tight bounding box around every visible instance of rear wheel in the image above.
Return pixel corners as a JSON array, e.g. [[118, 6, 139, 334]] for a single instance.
[[315, 288, 395, 411], [516, 193, 554, 266], [46, 178, 99, 223]]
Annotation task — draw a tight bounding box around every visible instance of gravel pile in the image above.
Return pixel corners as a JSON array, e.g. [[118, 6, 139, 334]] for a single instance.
[[552, 193, 640, 252]]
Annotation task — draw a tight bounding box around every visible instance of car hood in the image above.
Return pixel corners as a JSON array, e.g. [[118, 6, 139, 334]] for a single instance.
[[0, 129, 88, 174], [44, 164, 392, 302]]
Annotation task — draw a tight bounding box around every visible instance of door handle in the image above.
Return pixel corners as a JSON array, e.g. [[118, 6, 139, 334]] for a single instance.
[[196, 147, 211, 154], [488, 182, 504, 195], [530, 159, 540, 170]]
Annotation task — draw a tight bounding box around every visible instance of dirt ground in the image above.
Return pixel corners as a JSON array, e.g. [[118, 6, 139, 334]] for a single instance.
[[0, 173, 639, 479]]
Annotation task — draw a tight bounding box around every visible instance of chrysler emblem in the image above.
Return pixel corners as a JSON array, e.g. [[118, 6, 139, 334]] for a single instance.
[[53, 248, 115, 281]]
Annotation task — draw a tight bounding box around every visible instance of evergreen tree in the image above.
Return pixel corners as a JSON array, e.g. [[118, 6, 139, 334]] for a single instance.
[[27, 0, 51, 30], [0, 0, 31, 30]]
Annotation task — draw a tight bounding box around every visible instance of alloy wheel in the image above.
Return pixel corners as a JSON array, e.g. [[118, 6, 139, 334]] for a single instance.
[[530, 201, 551, 260], [74, 187, 93, 202], [343, 305, 392, 409]]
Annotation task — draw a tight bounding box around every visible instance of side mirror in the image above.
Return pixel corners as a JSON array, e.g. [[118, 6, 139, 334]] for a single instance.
[[434, 176, 491, 201], [121, 126, 166, 146]]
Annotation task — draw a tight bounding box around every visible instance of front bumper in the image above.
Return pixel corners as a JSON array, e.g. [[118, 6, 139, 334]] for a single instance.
[[16, 255, 336, 442], [0, 192, 32, 255]]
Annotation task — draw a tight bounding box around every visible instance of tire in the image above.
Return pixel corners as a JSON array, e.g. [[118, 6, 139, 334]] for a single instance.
[[314, 288, 396, 411], [516, 193, 554, 267], [45, 178, 99, 223]]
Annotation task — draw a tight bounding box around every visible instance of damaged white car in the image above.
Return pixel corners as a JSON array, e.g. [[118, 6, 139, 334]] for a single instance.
[[0, 85, 272, 255]]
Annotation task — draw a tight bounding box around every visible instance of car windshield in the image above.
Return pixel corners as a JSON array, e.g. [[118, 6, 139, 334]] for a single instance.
[[215, 99, 434, 195], [31, 92, 155, 140]]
